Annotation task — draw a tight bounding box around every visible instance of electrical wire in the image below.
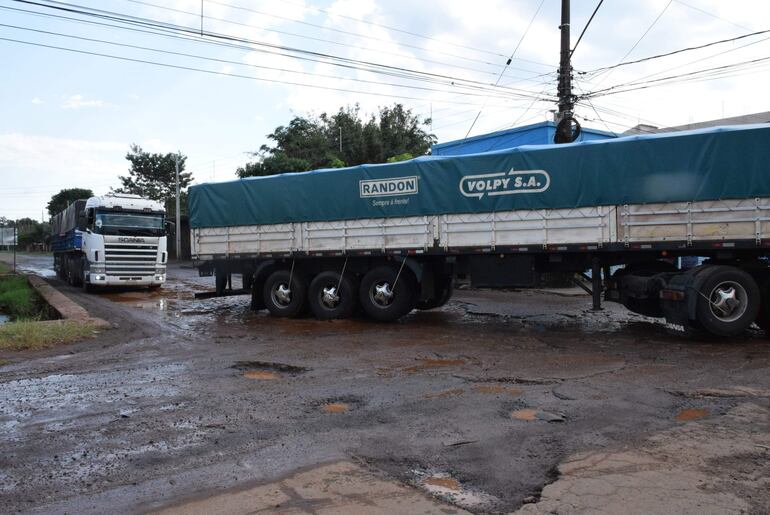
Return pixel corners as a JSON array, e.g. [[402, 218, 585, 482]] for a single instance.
[[10, 0, 553, 101], [581, 28, 770, 76], [570, 0, 604, 58], [592, 0, 673, 85], [673, 0, 753, 32], [463, 0, 546, 138]]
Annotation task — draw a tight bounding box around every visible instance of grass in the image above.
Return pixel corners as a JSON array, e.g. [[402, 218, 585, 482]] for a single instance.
[[0, 275, 39, 319], [0, 319, 99, 351], [0, 261, 10, 274]]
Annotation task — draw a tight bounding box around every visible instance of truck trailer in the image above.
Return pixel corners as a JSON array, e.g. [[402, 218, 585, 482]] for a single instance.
[[52, 194, 169, 290], [189, 124, 770, 337]]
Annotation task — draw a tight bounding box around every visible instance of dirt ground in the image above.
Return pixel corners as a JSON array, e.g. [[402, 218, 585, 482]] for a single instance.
[[1, 252, 768, 514]]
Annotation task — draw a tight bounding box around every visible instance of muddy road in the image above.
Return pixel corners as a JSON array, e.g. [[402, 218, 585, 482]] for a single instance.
[[1, 253, 769, 514]]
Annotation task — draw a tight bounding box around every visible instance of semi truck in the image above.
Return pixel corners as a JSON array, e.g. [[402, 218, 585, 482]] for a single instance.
[[51, 194, 168, 290], [188, 124, 770, 338]]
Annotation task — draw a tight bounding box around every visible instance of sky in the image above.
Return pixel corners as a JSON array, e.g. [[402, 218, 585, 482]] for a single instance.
[[2, 0, 770, 220]]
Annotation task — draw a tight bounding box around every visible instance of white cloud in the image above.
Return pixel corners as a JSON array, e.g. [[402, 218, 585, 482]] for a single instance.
[[0, 133, 127, 219], [61, 94, 105, 110], [30, 97, 43, 105]]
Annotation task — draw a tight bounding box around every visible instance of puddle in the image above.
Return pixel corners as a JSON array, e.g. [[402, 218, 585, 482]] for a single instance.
[[243, 370, 279, 380], [231, 361, 309, 375], [511, 409, 538, 421], [321, 402, 349, 413], [474, 385, 522, 396], [416, 471, 498, 510], [404, 358, 467, 372], [0, 313, 8, 325], [675, 408, 709, 422], [423, 476, 460, 491], [424, 388, 464, 399]]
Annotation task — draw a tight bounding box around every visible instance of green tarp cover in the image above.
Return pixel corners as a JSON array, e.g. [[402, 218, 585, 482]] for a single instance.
[[189, 124, 770, 228]]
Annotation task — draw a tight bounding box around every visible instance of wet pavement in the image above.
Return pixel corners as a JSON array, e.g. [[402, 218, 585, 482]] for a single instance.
[[0, 252, 769, 514]]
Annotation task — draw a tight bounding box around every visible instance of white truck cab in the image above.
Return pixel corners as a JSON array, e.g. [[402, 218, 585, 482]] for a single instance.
[[53, 194, 169, 289]]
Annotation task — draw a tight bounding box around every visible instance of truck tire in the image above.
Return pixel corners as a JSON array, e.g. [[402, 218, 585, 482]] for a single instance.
[[417, 276, 453, 310], [263, 270, 307, 318], [250, 281, 266, 311], [308, 271, 358, 320], [359, 266, 417, 322], [695, 266, 760, 337]]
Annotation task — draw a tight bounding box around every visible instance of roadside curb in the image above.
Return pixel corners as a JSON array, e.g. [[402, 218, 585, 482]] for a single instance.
[[26, 275, 111, 329]]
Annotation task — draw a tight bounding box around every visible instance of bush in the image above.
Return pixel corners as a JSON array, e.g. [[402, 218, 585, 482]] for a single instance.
[[0, 276, 38, 319]]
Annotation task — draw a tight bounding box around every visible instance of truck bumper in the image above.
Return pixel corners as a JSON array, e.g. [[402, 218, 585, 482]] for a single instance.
[[86, 273, 166, 287]]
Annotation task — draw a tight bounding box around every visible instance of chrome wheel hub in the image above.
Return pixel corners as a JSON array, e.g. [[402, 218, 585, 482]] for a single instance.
[[709, 281, 747, 323], [273, 283, 292, 306], [372, 282, 394, 307], [321, 285, 340, 309]]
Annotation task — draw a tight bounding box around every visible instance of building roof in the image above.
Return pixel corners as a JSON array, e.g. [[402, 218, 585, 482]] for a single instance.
[[625, 111, 770, 134]]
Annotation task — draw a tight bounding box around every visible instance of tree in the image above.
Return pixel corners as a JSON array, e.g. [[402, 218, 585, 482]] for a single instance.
[[115, 144, 192, 215], [47, 188, 94, 216], [237, 103, 435, 178]]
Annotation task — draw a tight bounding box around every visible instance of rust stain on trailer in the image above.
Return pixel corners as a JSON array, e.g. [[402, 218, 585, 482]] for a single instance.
[[675, 408, 709, 422]]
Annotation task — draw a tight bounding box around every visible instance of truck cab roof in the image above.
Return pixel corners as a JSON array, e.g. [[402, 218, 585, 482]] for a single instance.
[[85, 194, 164, 213]]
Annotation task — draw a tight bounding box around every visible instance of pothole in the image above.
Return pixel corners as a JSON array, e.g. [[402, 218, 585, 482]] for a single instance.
[[510, 408, 566, 423], [231, 361, 309, 376], [675, 407, 709, 422], [403, 358, 467, 373], [413, 471, 498, 511], [321, 403, 349, 413]]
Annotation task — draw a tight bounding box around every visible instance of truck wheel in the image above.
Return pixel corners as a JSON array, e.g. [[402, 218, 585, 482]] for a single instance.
[[263, 270, 307, 318], [695, 267, 760, 337], [308, 271, 358, 320], [250, 281, 266, 311], [417, 276, 453, 310], [359, 266, 416, 322]]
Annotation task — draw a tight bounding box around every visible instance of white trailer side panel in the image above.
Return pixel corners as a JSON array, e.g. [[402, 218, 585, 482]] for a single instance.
[[620, 198, 770, 244], [438, 207, 616, 249]]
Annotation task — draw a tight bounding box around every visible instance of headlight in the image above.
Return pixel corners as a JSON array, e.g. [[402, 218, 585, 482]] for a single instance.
[[156, 267, 165, 274], [90, 265, 106, 273]]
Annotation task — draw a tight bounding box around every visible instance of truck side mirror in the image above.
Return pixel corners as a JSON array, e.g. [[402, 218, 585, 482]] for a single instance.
[[165, 220, 176, 235], [77, 212, 87, 231]]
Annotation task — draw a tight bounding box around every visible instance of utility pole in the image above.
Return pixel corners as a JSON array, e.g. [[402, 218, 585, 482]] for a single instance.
[[339, 127, 342, 153], [555, 0, 578, 143], [175, 153, 181, 261]]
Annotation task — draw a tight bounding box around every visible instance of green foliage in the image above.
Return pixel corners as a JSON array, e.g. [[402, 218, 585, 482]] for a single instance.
[[47, 188, 94, 216], [14, 218, 50, 248], [0, 319, 98, 351], [115, 144, 192, 215], [0, 276, 38, 319], [386, 153, 414, 163], [237, 103, 435, 178]]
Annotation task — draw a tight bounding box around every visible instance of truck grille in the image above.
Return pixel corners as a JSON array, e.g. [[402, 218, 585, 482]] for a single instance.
[[105, 243, 158, 276]]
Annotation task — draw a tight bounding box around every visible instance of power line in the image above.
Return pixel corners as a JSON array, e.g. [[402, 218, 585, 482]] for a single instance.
[[11, 0, 552, 101], [464, 0, 546, 138], [269, 0, 511, 61], [581, 54, 770, 99], [0, 35, 554, 107], [195, 0, 552, 75], [582, 28, 770, 75], [673, 0, 753, 32], [0, 24, 529, 101], [593, 0, 673, 85], [570, 0, 604, 58], [123, 0, 541, 80]]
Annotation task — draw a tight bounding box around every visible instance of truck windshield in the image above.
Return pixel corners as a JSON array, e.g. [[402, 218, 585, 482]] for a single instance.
[[95, 212, 164, 236]]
